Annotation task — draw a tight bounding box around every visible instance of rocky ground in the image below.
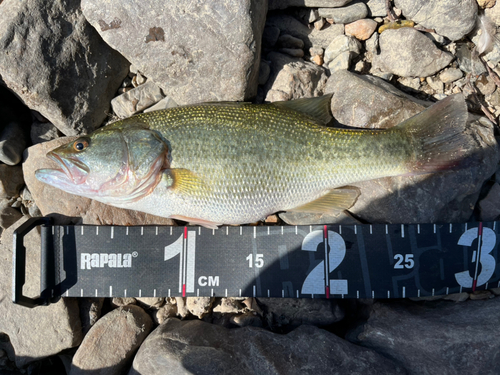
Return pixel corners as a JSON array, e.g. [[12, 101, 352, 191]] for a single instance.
[[1, 0, 500, 374]]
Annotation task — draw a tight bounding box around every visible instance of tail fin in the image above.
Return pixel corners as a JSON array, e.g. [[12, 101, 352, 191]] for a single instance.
[[396, 94, 471, 174]]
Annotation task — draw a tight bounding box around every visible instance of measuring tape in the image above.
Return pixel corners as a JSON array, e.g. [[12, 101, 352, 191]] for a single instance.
[[12, 217, 500, 307]]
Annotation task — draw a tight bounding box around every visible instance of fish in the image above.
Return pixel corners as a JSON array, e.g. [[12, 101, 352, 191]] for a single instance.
[[35, 93, 470, 228]]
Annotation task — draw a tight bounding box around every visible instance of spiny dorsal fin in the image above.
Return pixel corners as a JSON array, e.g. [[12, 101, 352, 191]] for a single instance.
[[287, 187, 360, 215], [272, 94, 333, 125]]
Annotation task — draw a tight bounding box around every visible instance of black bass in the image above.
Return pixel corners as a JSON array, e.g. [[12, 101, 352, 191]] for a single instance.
[[35, 94, 470, 228]]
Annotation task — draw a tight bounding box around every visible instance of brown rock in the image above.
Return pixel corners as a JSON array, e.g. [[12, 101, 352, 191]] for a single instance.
[[23, 137, 175, 226], [186, 297, 215, 319], [70, 305, 153, 375], [345, 19, 378, 41]]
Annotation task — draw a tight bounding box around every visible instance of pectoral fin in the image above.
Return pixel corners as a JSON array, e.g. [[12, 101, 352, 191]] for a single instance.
[[165, 168, 209, 196], [287, 187, 360, 215]]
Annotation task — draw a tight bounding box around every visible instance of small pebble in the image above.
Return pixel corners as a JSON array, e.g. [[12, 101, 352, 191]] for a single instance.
[[345, 19, 378, 41], [478, 0, 496, 8], [111, 297, 137, 307], [328, 51, 351, 72], [398, 77, 421, 91], [443, 292, 469, 302], [476, 74, 496, 96], [439, 68, 463, 83], [426, 76, 444, 92], [132, 72, 146, 87], [265, 214, 279, 223], [314, 18, 325, 31], [312, 55, 324, 65], [308, 9, 319, 23], [0, 122, 27, 166]]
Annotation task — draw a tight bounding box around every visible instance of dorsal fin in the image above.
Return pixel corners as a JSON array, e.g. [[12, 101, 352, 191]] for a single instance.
[[272, 94, 333, 125]]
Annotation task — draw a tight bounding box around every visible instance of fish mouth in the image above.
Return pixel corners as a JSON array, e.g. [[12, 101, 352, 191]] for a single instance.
[[42, 151, 90, 185]]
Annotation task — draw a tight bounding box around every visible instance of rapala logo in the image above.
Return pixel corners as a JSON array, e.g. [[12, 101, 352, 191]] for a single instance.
[[81, 252, 137, 270]]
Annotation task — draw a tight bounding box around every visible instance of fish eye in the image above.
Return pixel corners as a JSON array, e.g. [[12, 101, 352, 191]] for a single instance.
[[73, 138, 89, 151]]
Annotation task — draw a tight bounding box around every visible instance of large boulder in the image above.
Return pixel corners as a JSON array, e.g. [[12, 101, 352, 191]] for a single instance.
[[81, 0, 267, 105], [128, 318, 405, 374], [0, 0, 129, 135]]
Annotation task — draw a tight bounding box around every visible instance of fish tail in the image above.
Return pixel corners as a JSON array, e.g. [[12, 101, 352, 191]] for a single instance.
[[397, 94, 472, 174]]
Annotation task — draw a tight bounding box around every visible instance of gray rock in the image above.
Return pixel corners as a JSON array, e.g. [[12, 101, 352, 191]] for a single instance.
[[71, 305, 153, 375], [347, 298, 500, 374], [456, 43, 487, 75], [23, 137, 176, 226], [264, 52, 328, 102], [328, 51, 352, 72], [258, 298, 344, 330], [366, 0, 388, 17], [129, 318, 405, 375], [0, 217, 82, 368], [174, 297, 190, 319], [394, 0, 478, 41], [318, 2, 368, 24], [373, 28, 454, 77], [0, 0, 129, 135], [486, 89, 500, 107], [0, 122, 27, 166], [439, 68, 463, 83], [111, 81, 164, 118], [324, 71, 499, 224], [324, 35, 361, 66], [0, 201, 22, 230], [266, 15, 345, 50], [31, 121, 63, 145], [269, 0, 353, 10], [154, 303, 178, 325], [325, 70, 428, 129], [0, 164, 24, 198], [398, 77, 421, 91], [82, 0, 266, 105], [143, 97, 178, 113], [479, 182, 500, 221], [186, 297, 215, 319], [262, 26, 281, 48], [426, 76, 444, 93]]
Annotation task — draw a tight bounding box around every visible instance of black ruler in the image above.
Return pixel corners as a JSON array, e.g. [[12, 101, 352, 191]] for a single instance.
[[12, 218, 500, 307]]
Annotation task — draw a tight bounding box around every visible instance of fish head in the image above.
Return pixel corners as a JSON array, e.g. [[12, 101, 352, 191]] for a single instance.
[[35, 124, 169, 204]]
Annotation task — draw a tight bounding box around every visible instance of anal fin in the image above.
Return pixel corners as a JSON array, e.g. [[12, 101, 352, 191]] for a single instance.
[[170, 215, 221, 229], [287, 187, 360, 215]]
